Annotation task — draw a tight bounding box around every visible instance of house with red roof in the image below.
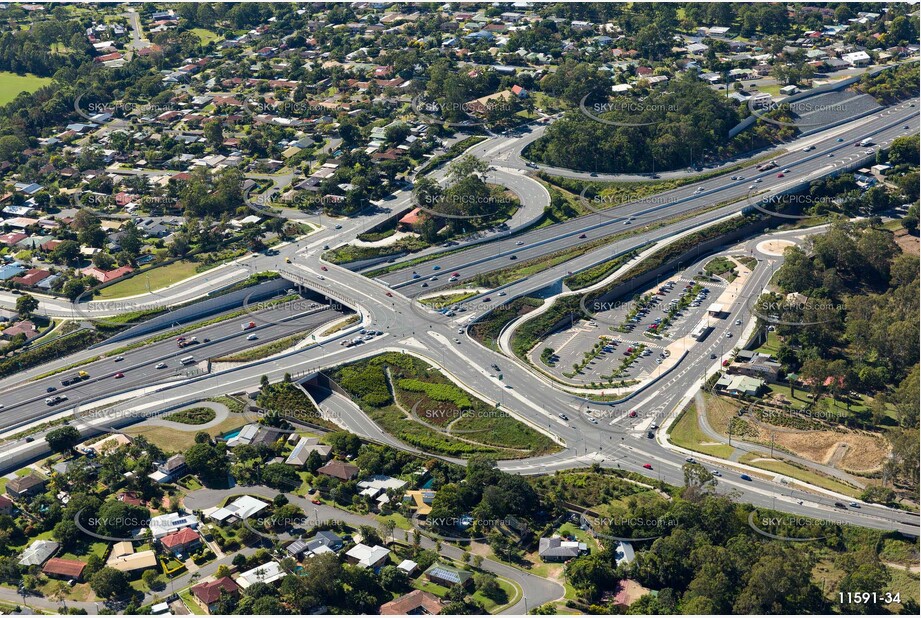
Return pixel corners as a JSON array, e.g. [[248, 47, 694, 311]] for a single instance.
[[160, 527, 201, 557], [81, 265, 134, 283], [191, 577, 240, 614], [12, 269, 51, 287], [43, 557, 87, 581], [398, 207, 424, 230]]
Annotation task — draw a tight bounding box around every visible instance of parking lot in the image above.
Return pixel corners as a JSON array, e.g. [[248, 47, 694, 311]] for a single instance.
[[532, 274, 738, 386]]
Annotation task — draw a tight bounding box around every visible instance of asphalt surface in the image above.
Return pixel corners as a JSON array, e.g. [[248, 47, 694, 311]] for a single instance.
[[0, 99, 917, 541]]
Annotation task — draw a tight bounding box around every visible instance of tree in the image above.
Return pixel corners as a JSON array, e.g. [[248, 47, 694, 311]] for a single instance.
[[379, 565, 407, 591], [90, 567, 131, 599], [261, 463, 301, 491], [46, 426, 81, 454], [185, 442, 230, 485], [96, 500, 150, 537], [51, 240, 81, 266], [52, 520, 80, 549], [15, 293, 39, 318], [203, 119, 224, 148]]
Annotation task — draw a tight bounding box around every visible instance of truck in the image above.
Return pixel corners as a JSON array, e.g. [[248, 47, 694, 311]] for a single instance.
[[242, 321, 256, 330], [178, 336, 199, 348], [757, 160, 778, 172], [61, 372, 89, 386]]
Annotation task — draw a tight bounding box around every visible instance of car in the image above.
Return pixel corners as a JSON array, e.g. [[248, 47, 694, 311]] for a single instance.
[[628, 410, 637, 418], [710, 353, 717, 359], [591, 418, 598, 424], [685, 457, 696, 463], [421, 283, 428, 288], [748, 184, 756, 190], [114, 372, 124, 379], [516, 240, 524, 246], [837, 137, 844, 142], [458, 328, 464, 334], [114, 356, 124, 362], [725, 332, 732, 338], [177, 336, 186, 342], [848, 502, 860, 508], [643, 463, 653, 470], [509, 254, 517, 260], [722, 359, 730, 367], [827, 153, 834, 157], [334, 224, 342, 229], [777, 173, 784, 178], [558, 413, 569, 421], [311, 499, 322, 505], [323, 244, 330, 250], [385, 291, 393, 297], [590, 172, 598, 177], [25, 436, 33, 442], [412, 273, 420, 279], [754, 178, 762, 183], [320, 266, 328, 271], [46, 386, 57, 393], [247, 334, 258, 341], [203, 338, 210, 343], [834, 501, 847, 509], [711, 470, 722, 477], [730, 176, 738, 180], [735, 319, 742, 325], [646, 431, 655, 439], [482, 297, 491, 302], [317, 275, 325, 280], [579, 233, 587, 239], [429, 276, 438, 281], [10, 290, 21, 295], [433, 265, 441, 270], [740, 474, 752, 481], [802, 146, 814, 152], [453, 338, 461, 344], [156, 362, 167, 369], [452, 272, 460, 277], [782, 169, 790, 173]]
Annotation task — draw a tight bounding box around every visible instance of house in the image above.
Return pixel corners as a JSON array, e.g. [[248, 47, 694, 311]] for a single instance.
[[424, 563, 472, 588], [538, 536, 588, 562], [404, 490, 435, 516], [149, 512, 200, 539], [11, 269, 51, 287], [0, 495, 13, 516], [191, 577, 241, 614], [6, 472, 47, 499], [316, 460, 359, 481], [398, 207, 424, 230], [511, 84, 528, 98], [106, 542, 158, 573], [285, 436, 332, 466], [718, 374, 765, 397], [344, 543, 391, 569], [779, 85, 799, 96], [80, 265, 134, 283], [19, 540, 59, 566], [160, 527, 202, 557], [149, 453, 186, 483], [380, 589, 443, 615], [208, 495, 269, 525], [614, 541, 635, 566], [0, 320, 40, 343], [43, 557, 87, 581], [286, 530, 344, 559], [841, 51, 871, 66], [236, 561, 285, 588], [397, 559, 418, 576], [357, 475, 408, 501]]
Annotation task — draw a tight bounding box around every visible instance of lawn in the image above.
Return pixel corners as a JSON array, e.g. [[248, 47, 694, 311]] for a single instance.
[[738, 452, 862, 498], [95, 260, 202, 299], [213, 332, 306, 362], [376, 512, 412, 532], [189, 28, 221, 44], [124, 414, 247, 451], [412, 577, 450, 597], [755, 331, 782, 356], [474, 577, 520, 613], [668, 403, 735, 459], [0, 71, 52, 105], [179, 589, 206, 615]]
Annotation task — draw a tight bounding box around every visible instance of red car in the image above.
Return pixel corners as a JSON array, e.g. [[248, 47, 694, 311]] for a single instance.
[[311, 499, 322, 505], [176, 336, 186, 342], [114, 372, 124, 379], [385, 291, 393, 297], [777, 173, 784, 178], [628, 410, 637, 418], [452, 272, 460, 277], [643, 463, 653, 470], [321, 266, 328, 271]]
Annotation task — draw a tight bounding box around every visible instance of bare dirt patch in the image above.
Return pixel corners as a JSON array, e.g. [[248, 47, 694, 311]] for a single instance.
[[702, 394, 889, 473], [893, 228, 919, 256]]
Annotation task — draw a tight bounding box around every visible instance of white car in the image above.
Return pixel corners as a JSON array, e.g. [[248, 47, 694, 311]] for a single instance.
[[247, 334, 258, 341], [735, 319, 742, 325], [498, 291, 506, 297], [155, 362, 167, 369], [516, 240, 524, 246], [725, 332, 733, 338]]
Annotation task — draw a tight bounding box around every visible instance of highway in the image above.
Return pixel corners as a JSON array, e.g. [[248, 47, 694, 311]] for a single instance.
[[0, 96, 917, 540], [0, 301, 348, 434], [378, 100, 919, 295]]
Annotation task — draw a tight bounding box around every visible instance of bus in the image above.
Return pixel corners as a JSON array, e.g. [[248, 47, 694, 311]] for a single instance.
[[690, 319, 712, 342], [179, 356, 196, 365]]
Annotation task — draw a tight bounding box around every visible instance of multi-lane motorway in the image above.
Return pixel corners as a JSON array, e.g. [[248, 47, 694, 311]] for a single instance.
[[0, 96, 918, 539]]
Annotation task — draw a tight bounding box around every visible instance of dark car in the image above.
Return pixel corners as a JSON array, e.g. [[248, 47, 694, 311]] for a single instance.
[[46, 386, 57, 393], [509, 255, 517, 260], [834, 501, 847, 509]]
